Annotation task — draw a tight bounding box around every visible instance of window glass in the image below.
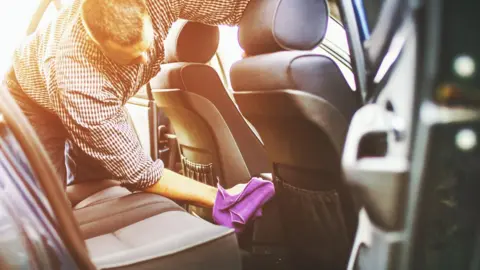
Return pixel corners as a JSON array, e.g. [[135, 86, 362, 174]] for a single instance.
[[208, 54, 230, 92], [322, 17, 350, 63], [314, 18, 356, 90], [216, 26, 243, 89]]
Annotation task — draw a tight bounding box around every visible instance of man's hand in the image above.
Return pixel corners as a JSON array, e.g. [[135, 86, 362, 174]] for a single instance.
[[144, 169, 247, 207]]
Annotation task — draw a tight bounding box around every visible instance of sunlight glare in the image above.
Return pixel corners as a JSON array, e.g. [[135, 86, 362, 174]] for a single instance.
[[0, 0, 40, 75]]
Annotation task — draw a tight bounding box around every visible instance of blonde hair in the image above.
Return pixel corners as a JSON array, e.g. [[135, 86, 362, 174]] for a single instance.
[[81, 0, 149, 46]]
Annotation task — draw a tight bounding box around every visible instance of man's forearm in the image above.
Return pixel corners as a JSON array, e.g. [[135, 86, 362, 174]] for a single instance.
[[144, 169, 218, 207]]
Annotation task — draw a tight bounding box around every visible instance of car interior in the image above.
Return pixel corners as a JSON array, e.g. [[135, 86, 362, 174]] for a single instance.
[[230, 0, 361, 268], [149, 20, 276, 228], [1, 0, 480, 269]]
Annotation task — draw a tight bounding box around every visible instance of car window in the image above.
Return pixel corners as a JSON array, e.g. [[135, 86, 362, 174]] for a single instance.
[[215, 16, 356, 91], [216, 26, 244, 89], [320, 18, 350, 64]]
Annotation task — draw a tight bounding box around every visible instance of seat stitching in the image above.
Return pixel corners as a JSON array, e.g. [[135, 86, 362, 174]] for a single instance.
[[74, 193, 129, 210], [79, 201, 184, 227]]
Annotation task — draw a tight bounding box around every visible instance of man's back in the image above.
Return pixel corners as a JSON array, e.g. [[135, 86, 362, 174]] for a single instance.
[[9, 0, 251, 190]]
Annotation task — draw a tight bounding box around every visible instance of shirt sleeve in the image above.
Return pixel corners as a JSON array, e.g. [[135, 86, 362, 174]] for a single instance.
[[169, 0, 252, 26], [54, 55, 163, 191]]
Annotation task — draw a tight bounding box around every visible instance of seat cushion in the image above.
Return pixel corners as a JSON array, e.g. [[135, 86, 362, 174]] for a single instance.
[[67, 179, 121, 207], [86, 211, 240, 270], [75, 192, 185, 239], [74, 190, 241, 269], [73, 186, 131, 210]]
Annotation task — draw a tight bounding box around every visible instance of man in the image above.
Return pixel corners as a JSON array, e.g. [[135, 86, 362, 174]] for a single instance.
[[4, 0, 250, 207]]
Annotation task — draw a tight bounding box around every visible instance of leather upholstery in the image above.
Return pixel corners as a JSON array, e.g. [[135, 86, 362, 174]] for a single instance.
[[164, 20, 220, 64], [238, 0, 329, 55]]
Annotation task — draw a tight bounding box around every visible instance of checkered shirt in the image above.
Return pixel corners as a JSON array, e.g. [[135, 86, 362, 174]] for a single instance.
[[12, 0, 250, 190]]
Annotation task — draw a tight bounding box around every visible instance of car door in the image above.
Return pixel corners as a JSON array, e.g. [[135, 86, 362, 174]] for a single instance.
[[340, 0, 480, 270], [0, 112, 78, 269], [338, 1, 421, 269]]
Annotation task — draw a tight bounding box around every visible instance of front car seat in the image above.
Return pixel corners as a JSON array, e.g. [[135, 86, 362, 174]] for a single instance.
[[150, 20, 270, 190], [230, 0, 360, 269]]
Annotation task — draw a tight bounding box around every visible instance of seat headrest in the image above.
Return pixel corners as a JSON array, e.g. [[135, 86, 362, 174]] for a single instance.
[[164, 20, 220, 63], [238, 0, 329, 55]]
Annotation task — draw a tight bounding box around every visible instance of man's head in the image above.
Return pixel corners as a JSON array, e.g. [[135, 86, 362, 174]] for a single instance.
[[81, 0, 154, 65]]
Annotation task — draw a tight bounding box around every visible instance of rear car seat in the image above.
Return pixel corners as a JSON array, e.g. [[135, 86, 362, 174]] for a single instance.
[[73, 185, 241, 269], [68, 180, 244, 269]]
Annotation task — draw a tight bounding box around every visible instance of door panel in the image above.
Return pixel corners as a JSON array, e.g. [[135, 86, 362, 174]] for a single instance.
[[0, 114, 78, 269]]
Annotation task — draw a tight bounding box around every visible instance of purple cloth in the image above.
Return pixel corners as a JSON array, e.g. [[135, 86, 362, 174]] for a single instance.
[[213, 177, 275, 233]]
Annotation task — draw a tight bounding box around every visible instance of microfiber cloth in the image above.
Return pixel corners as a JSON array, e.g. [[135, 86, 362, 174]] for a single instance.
[[213, 177, 275, 233]]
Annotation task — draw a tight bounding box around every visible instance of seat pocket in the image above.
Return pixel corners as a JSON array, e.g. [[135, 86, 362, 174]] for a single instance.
[[181, 156, 215, 186], [275, 177, 350, 270], [181, 156, 215, 221]]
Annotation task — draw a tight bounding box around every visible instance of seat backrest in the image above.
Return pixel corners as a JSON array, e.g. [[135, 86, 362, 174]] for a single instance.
[[230, 1, 360, 268], [150, 21, 270, 188], [231, 0, 359, 190]]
